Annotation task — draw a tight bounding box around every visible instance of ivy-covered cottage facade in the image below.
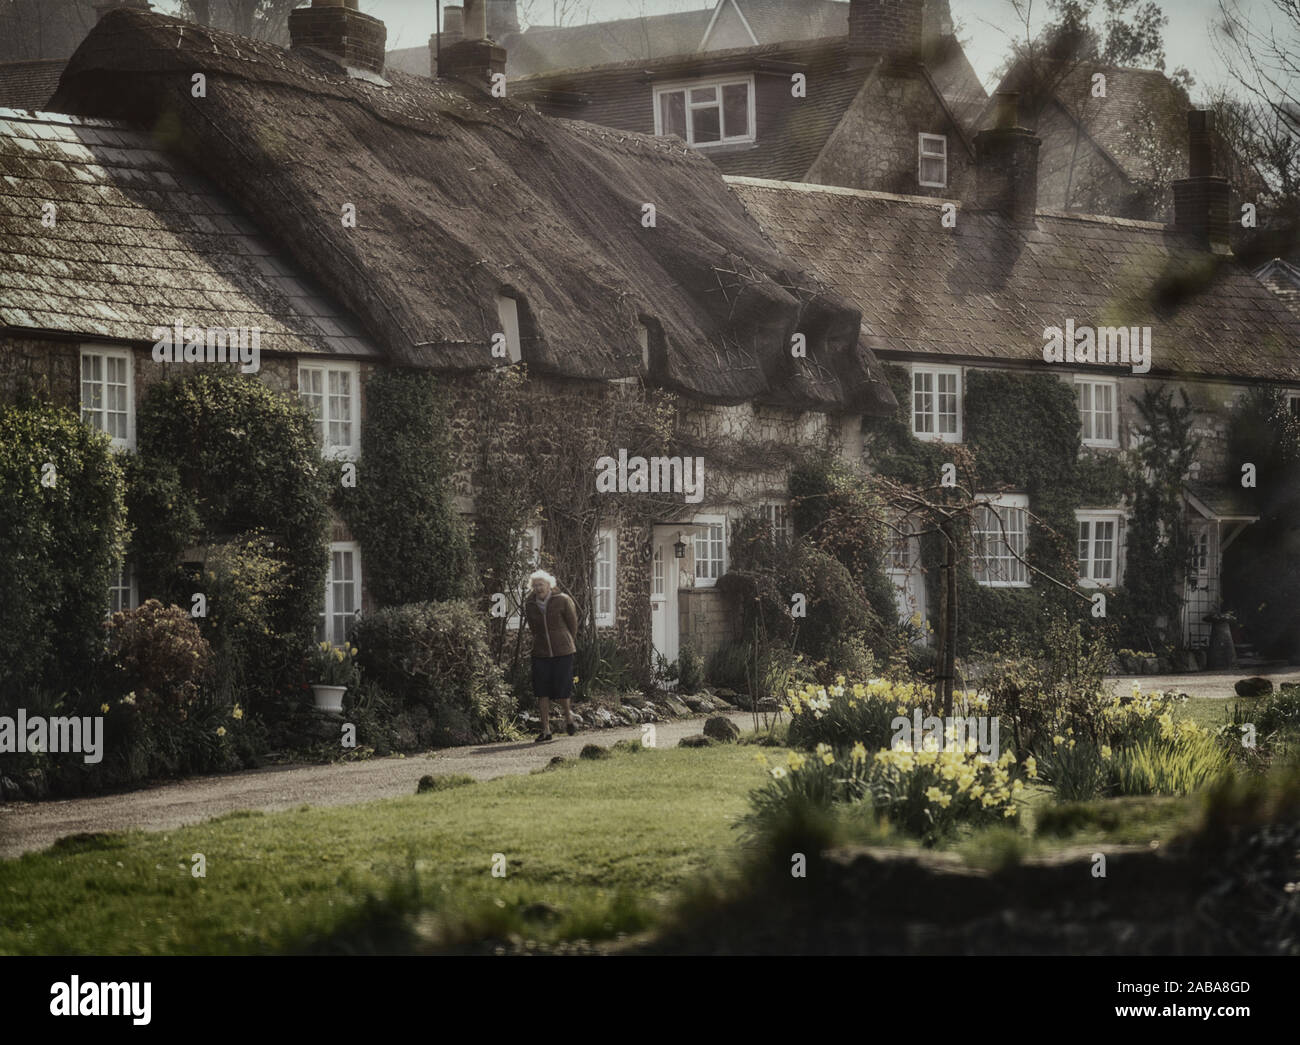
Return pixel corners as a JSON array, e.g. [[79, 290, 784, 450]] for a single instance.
[[730, 95, 1300, 660], [0, 1, 895, 702]]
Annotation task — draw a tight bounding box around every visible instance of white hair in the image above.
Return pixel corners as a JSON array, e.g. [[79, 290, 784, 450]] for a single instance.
[[528, 569, 558, 589]]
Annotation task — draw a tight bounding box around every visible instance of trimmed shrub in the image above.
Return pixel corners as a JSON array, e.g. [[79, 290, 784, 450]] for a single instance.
[[104, 600, 211, 720], [351, 601, 515, 745], [676, 644, 704, 694], [0, 399, 126, 698]]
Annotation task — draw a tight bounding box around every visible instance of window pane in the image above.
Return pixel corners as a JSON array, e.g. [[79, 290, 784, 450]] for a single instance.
[[722, 83, 749, 138], [937, 372, 957, 433], [660, 91, 686, 139], [913, 372, 934, 433], [1096, 384, 1113, 441], [1095, 521, 1114, 580], [1077, 383, 1092, 440], [689, 86, 718, 105], [691, 103, 721, 144], [1078, 521, 1091, 579]]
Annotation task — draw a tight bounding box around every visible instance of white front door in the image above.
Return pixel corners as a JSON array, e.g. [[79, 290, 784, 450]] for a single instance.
[[887, 516, 928, 638], [650, 533, 680, 672]]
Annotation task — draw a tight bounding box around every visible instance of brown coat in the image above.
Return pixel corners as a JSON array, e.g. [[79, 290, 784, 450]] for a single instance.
[[524, 591, 579, 658]]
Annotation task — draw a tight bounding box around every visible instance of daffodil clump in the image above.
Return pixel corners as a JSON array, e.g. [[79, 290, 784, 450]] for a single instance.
[[307, 640, 362, 688], [745, 724, 1033, 848], [785, 676, 938, 752], [867, 736, 1029, 844], [1037, 687, 1228, 799]]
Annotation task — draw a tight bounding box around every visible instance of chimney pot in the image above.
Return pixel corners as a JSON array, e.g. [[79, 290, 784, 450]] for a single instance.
[[289, 0, 387, 75], [993, 90, 1020, 130], [465, 0, 488, 41]]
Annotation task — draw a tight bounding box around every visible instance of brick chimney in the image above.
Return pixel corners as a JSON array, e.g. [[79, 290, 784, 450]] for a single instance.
[[848, 0, 925, 66], [439, 0, 507, 87], [1173, 111, 1231, 254], [973, 91, 1041, 228], [92, 0, 152, 16], [288, 0, 387, 77]]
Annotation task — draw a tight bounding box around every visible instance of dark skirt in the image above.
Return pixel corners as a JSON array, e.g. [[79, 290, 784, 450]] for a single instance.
[[531, 652, 575, 702]]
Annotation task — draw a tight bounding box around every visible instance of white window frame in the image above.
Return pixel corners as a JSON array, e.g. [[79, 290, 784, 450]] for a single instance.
[[79, 346, 134, 450], [594, 527, 617, 628], [1076, 377, 1120, 448], [496, 294, 523, 365], [760, 502, 791, 545], [918, 133, 948, 188], [653, 74, 756, 148], [319, 541, 362, 646], [507, 524, 543, 630], [1287, 391, 1300, 419], [911, 364, 962, 443], [108, 560, 138, 616], [299, 361, 361, 461], [887, 513, 920, 573], [652, 542, 666, 601], [693, 514, 728, 588], [1076, 510, 1124, 588], [971, 493, 1030, 588]]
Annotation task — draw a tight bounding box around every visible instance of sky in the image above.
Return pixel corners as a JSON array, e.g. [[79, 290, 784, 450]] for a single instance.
[[331, 0, 1248, 98]]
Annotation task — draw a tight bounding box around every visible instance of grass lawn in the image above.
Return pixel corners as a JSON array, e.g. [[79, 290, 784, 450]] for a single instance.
[[0, 745, 778, 955]]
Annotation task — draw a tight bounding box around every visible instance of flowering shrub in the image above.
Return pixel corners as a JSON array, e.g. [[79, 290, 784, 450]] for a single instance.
[[104, 600, 211, 720]]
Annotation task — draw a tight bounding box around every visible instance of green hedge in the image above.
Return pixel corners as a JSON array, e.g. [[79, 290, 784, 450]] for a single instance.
[[0, 398, 126, 698], [337, 369, 473, 606], [128, 371, 330, 700]]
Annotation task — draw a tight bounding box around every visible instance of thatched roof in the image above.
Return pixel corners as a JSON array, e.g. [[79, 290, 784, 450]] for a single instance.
[[48, 8, 895, 414]]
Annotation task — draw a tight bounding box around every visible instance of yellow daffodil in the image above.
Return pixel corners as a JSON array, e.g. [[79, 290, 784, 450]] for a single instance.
[[100, 703, 110, 714], [216, 726, 227, 737], [787, 752, 806, 772], [232, 705, 244, 720], [851, 741, 867, 764], [1023, 756, 1037, 779]]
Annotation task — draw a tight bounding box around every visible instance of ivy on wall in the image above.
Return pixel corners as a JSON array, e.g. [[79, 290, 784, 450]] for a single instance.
[[336, 368, 474, 607], [867, 363, 1129, 655]]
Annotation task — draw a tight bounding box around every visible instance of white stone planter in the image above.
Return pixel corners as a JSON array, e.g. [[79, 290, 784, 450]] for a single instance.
[[311, 684, 346, 714]]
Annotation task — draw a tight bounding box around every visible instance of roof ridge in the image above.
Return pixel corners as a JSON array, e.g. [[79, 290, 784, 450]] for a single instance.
[[724, 174, 958, 208]]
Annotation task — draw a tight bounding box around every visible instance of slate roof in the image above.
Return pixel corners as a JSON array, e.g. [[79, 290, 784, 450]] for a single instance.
[[729, 176, 1300, 384], [0, 60, 66, 111], [43, 9, 895, 413], [1186, 480, 1259, 521], [0, 108, 379, 357]]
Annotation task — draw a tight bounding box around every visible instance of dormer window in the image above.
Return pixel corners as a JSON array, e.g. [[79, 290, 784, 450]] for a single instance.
[[654, 75, 755, 147], [496, 294, 522, 365], [918, 133, 947, 188]]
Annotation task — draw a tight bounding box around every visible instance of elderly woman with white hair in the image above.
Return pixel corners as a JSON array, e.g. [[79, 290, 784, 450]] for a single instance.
[[523, 569, 579, 742]]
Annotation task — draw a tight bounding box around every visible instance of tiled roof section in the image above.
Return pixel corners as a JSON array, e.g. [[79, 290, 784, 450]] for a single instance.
[[0, 59, 66, 111], [514, 38, 878, 182], [0, 108, 379, 357], [1255, 258, 1300, 319], [729, 176, 1300, 383]]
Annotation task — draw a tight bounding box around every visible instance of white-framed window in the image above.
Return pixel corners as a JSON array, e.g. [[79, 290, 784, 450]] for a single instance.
[[761, 502, 791, 545], [971, 493, 1029, 587], [887, 514, 919, 571], [693, 514, 727, 587], [1077, 510, 1123, 587], [108, 560, 137, 615], [80, 346, 134, 449], [1077, 378, 1119, 448], [508, 524, 543, 630], [299, 361, 360, 461], [496, 294, 523, 365], [911, 365, 961, 442], [653, 75, 756, 147], [918, 133, 948, 188], [594, 527, 617, 627], [319, 541, 362, 646], [652, 543, 666, 600], [1189, 528, 1210, 582], [1287, 392, 1300, 419]]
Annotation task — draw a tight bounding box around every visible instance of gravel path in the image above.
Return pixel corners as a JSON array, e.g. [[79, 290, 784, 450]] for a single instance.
[[0, 710, 759, 860], [1104, 666, 1300, 699]]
